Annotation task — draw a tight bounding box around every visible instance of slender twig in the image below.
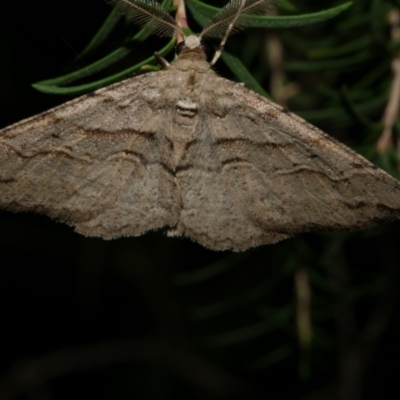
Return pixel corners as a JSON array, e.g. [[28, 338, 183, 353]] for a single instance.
[[377, 9, 400, 154], [295, 268, 312, 348], [0, 336, 270, 400], [266, 34, 300, 106], [174, 0, 188, 43]]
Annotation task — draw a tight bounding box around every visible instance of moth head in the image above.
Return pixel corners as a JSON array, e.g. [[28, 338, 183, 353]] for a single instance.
[[181, 35, 201, 50], [175, 36, 212, 61]]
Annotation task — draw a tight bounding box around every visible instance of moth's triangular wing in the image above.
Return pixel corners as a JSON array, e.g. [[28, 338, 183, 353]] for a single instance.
[[0, 74, 180, 238], [2, 64, 400, 251], [171, 77, 400, 251], [223, 81, 400, 235]]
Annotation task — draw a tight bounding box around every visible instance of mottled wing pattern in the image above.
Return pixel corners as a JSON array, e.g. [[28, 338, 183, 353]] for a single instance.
[[0, 74, 180, 238], [203, 78, 400, 249], [2, 58, 400, 251], [170, 112, 290, 251], [171, 75, 400, 251]]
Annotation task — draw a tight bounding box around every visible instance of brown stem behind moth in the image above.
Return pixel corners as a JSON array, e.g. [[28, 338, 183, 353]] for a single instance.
[[377, 8, 400, 154], [173, 0, 188, 44]]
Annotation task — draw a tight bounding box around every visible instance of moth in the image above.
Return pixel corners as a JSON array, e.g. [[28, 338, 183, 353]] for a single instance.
[[1, 0, 400, 251]]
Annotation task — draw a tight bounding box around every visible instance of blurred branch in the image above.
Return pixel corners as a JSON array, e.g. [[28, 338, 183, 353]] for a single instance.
[[0, 336, 273, 400], [295, 268, 312, 349], [174, 0, 189, 42], [377, 8, 400, 154], [267, 33, 300, 107]]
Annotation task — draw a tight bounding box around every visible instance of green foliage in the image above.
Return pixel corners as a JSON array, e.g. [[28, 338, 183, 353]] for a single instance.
[[32, 0, 353, 95]]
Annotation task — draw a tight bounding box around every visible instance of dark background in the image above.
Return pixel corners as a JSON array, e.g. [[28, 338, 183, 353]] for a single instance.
[[1, 1, 400, 399]]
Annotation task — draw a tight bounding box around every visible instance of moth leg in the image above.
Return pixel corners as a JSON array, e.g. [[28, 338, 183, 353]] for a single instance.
[[154, 52, 170, 68]]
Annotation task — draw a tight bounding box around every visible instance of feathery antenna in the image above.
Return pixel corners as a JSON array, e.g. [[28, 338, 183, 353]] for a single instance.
[[106, 0, 276, 66], [106, 0, 183, 37], [200, 0, 276, 65]]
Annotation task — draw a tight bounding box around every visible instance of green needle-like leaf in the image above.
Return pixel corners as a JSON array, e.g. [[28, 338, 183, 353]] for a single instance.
[[187, 0, 353, 29], [221, 51, 269, 96], [33, 39, 175, 95]]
